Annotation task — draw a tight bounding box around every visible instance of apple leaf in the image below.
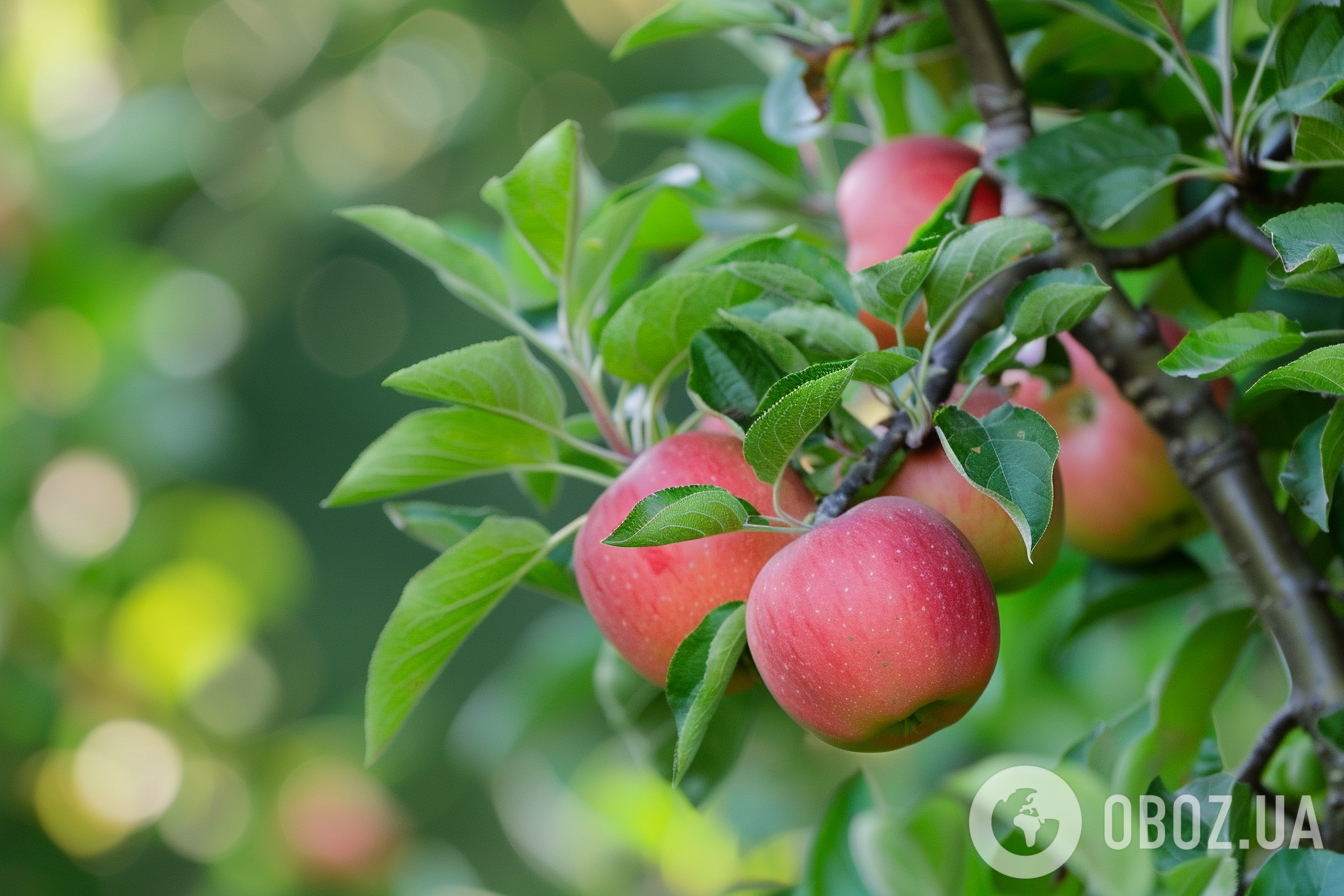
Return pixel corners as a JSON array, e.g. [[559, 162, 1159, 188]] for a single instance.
[[613, 0, 785, 59], [603, 485, 765, 548], [1109, 0, 1181, 35], [802, 774, 876, 896], [1158, 311, 1305, 380], [1268, 259, 1344, 297], [366, 515, 556, 762], [1146, 774, 1254, 872], [1261, 203, 1344, 274], [1245, 344, 1344, 398], [1114, 609, 1255, 797], [383, 336, 566, 430], [327, 408, 556, 506], [593, 642, 752, 805], [665, 602, 748, 786], [1275, 7, 1344, 113], [1005, 265, 1111, 341], [1295, 101, 1344, 163], [1247, 847, 1344, 895], [934, 404, 1060, 556], [851, 348, 921, 384], [1320, 709, 1344, 751], [760, 304, 879, 363], [851, 249, 938, 328], [903, 167, 984, 254], [340, 206, 512, 315], [384, 501, 580, 602], [717, 310, 811, 373], [481, 121, 580, 281], [922, 217, 1054, 326], [1281, 402, 1344, 530], [997, 112, 1180, 229], [720, 236, 859, 314], [600, 269, 760, 384], [745, 361, 856, 485], [1064, 552, 1210, 642], [688, 327, 786, 425]]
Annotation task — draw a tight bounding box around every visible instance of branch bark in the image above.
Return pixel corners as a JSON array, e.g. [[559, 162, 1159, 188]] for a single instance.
[[939, 0, 1344, 847], [1238, 706, 1299, 789]]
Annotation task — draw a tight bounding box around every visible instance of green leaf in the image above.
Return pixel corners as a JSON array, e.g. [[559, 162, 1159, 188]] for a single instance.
[[1296, 100, 1344, 163], [1247, 847, 1344, 895], [365, 516, 554, 762], [340, 206, 512, 315], [1005, 265, 1111, 341], [744, 361, 856, 484], [1110, 0, 1182, 34], [1158, 311, 1306, 379], [997, 112, 1181, 229], [600, 269, 761, 384], [1268, 259, 1344, 296], [851, 249, 937, 328], [383, 336, 565, 429], [1320, 708, 1344, 751], [593, 642, 752, 805], [933, 404, 1061, 555], [903, 167, 983, 254], [603, 485, 762, 547], [851, 348, 921, 384], [1258, 0, 1299, 26], [922, 217, 1054, 326], [1281, 402, 1344, 529], [850, 0, 883, 41], [761, 56, 827, 146], [717, 310, 810, 373], [1245, 344, 1344, 398], [718, 261, 834, 305], [688, 327, 786, 425], [1276, 7, 1344, 113], [1115, 609, 1255, 796], [481, 121, 579, 280], [760, 304, 879, 363], [1261, 203, 1344, 273], [613, 0, 786, 58], [720, 237, 859, 314], [384, 502, 581, 603], [326, 408, 556, 506], [1146, 774, 1254, 872], [1064, 552, 1210, 641], [799, 774, 876, 896], [665, 602, 748, 785]]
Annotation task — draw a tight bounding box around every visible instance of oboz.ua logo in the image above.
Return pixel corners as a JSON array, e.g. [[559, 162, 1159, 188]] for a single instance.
[[970, 766, 1083, 879]]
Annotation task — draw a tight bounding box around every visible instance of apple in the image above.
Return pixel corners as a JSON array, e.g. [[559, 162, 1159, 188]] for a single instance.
[[746, 497, 999, 751], [879, 386, 1065, 593], [1010, 334, 1205, 564], [838, 136, 1002, 349], [574, 432, 815, 686]]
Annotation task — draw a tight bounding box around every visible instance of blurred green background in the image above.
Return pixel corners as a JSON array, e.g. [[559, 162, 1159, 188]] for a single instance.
[[0, 2, 1291, 894]]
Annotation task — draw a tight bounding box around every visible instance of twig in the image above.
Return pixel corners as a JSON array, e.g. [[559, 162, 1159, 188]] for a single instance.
[[1237, 706, 1299, 789], [1103, 186, 1240, 268], [1225, 206, 1276, 258], [938, 0, 1344, 849], [813, 251, 1059, 524]]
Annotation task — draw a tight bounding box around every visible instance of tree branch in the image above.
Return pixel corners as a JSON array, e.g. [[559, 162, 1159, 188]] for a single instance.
[[1225, 206, 1276, 258], [1103, 186, 1239, 268], [938, 0, 1344, 847], [1237, 706, 1299, 789], [814, 251, 1059, 524]]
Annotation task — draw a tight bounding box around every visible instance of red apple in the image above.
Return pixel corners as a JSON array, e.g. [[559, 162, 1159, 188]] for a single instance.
[[1010, 334, 1205, 564], [839, 136, 1003, 350], [574, 432, 815, 686], [746, 497, 999, 751], [879, 386, 1065, 593]]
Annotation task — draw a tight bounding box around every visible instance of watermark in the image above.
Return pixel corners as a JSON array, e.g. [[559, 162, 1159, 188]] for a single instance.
[[970, 765, 1324, 880]]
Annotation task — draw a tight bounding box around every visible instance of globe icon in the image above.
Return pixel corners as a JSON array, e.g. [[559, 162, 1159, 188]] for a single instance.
[[992, 787, 1061, 857]]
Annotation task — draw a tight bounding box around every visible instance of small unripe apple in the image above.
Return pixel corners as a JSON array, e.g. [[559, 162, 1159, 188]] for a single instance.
[[746, 497, 999, 751], [880, 387, 1065, 593], [574, 432, 815, 686], [838, 136, 1002, 349], [1010, 334, 1205, 563]]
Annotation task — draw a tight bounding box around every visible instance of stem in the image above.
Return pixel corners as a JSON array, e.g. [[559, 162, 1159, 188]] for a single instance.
[[1225, 206, 1276, 257], [940, 0, 1344, 847], [1305, 329, 1344, 342], [1232, 20, 1284, 161], [1237, 706, 1299, 788], [532, 464, 618, 488], [576, 371, 634, 458], [1216, 0, 1235, 139]]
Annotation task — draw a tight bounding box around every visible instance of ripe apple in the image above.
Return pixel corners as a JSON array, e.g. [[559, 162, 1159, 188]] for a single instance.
[[879, 386, 1065, 593], [1010, 333, 1205, 563], [574, 432, 815, 686], [838, 136, 1002, 349], [746, 497, 999, 751]]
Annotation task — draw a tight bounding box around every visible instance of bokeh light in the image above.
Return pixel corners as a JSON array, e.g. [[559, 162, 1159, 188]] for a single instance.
[[9, 0, 121, 142], [278, 758, 401, 880], [72, 720, 183, 826], [295, 256, 406, 377], [32, 750, 131, 858], [31, 449, 136, 559], [159, 756, 251, 861], [187, 646, 279, 738], [138, 269, 246, 380], [11, 308, 103, 416]]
